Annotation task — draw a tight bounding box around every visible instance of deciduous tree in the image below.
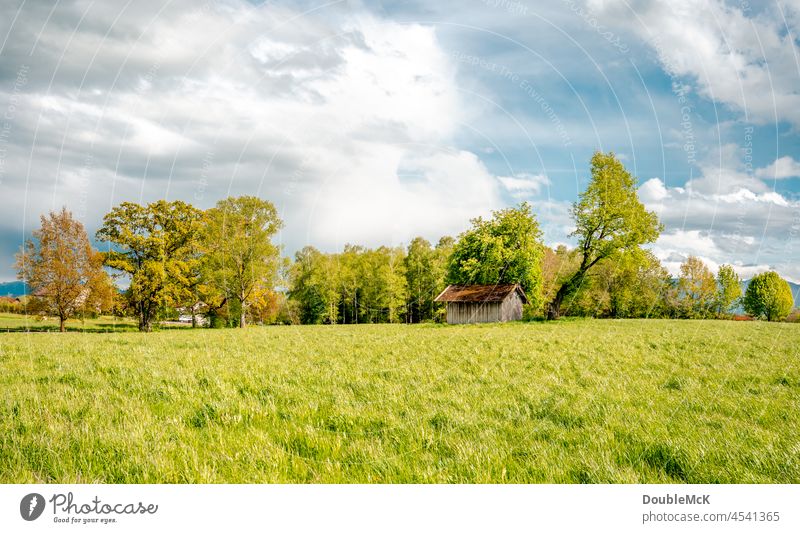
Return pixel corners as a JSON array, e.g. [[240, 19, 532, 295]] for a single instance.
[[743, 271, 793, 321], [547, 152, 661, 319], [202, 196, 283, 328], [97, 200, 202, 332], [447, 202, 544, 310], [715, 264, 742, 317], [677, 256, 717, 318], [404, 237, 451, 323], [289, 246, 340, 324], [16, 208, 113, 332], [605, 250, 671, 318]]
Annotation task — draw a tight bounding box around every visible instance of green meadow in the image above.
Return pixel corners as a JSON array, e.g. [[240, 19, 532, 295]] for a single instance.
[[0, 319, 797, 483]]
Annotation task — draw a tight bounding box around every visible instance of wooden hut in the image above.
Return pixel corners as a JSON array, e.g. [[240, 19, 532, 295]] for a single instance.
[[434, 284, 527, 324]]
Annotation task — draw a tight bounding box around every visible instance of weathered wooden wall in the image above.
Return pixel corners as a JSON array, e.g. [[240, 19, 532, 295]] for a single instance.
[[500, 291, 523, 321], [446, 302, 500, 324], [446, 294, 523, 324]]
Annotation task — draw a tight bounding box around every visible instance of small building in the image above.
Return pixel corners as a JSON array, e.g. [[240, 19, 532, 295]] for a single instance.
[[434, 284, 528, 324]]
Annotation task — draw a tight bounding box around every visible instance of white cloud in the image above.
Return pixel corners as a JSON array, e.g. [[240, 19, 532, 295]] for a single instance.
[[305, 148, 501, 248], [652, 229, 721, 276], [639, 148, 800, 282], [755, 156, 800, 180], [639, 177, 669, 202], [0, 1, 505, 258], [685, 144, 768, 195], [650, 231, 785, 281], [498, 173, 550, 197], [589, 0, 800, 127]]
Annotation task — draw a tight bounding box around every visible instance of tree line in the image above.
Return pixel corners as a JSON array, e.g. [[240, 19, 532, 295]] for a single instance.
[[13, 152, 796, 331], [16, 196, 283, 331]]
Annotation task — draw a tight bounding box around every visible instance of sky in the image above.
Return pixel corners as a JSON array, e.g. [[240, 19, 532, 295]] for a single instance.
[[0, 0, 799, 282]]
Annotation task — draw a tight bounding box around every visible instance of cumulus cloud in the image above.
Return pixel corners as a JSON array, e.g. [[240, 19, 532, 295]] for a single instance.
[[641, 149, 800, 235], [588, 0, 800, 127], [648, 227, 786, 281], [1, 0, 798, 286], [0, 0, 506, 276], [755, 156, 800, 180], [640, 148, 800, 281], [498, 173, 550, 198]]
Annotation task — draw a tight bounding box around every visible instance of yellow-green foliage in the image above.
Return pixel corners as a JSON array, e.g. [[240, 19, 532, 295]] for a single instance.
[[0, 320, 798, 483]]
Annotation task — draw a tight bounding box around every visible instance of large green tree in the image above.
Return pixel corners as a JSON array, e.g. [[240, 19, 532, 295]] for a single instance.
[[715, 264, 742, 317], [97, 200, 202, 331], [201, 196, 283, 328], [743, 271, 794, 322], [547, 152, 661, 319], [447, 202, 544, 309], [16, 208, 114, 331]]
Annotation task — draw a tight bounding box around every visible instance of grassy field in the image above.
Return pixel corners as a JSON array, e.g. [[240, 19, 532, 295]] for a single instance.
[[0, 313, 132, 333], [0, 312, 189, 333], [0, 319, 798, 483]]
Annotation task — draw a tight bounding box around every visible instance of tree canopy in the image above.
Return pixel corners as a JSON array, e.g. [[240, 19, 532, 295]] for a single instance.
[[13, 186, 798, 327], [743, 271, 793, 322], [447, 202, 544, 309], [677, 256, 717, 319], [404, 236, 452, 323], [547, 151, 661, 319], [715, 264, 742, 317], [96, 200, 202, 331], [201, 196, 283, 327], [16, 208, 113, 331]]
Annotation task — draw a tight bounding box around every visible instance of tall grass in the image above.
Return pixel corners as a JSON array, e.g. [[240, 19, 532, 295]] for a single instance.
[[0, 319, 797, 483]]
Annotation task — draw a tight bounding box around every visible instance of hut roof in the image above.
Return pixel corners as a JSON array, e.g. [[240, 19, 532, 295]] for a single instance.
[[434, 284, 528, 304]]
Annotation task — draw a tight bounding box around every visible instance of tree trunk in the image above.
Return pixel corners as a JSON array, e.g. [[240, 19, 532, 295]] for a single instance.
[[138, 312, 152, 332], [547, 268, 587, 320], [547, 288, 565, 320], [59, 316, 66, 332]]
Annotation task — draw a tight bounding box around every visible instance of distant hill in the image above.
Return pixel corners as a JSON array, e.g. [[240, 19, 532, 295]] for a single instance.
[[0, 281, 28, 297], [0, 280, 126, 298], [791, 281, 800, 308]]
